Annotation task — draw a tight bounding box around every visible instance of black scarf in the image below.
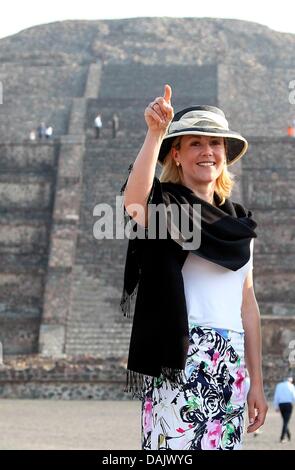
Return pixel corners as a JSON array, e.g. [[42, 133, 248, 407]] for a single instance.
[[119, 165, 257, 397]]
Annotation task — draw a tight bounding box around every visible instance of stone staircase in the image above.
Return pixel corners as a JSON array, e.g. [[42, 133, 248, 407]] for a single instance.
[[65, 265, 131, 357], [64, 136, 139, 357]]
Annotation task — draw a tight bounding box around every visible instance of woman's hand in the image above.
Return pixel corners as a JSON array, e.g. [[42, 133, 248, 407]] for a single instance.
[[246, 385, 268, 433], [144, 84, 174, 134]]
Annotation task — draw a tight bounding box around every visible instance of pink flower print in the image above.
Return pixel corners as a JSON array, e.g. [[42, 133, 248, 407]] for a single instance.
[[176, 424, 193, 434], [176, 427, 185, 433], [201, 420, 223, 450], [212, 351, 220, 367], [174, 426, 195, 450], [143, 399, 153, 433], [232, 367, 246, 404]]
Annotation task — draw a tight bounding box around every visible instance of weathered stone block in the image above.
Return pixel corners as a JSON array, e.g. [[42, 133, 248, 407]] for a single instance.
[[0, 223, 48, 251], [0, 181, 51, 210], [53, 180, 81, 220], [0, 318, 40, 354], [57, 143, 84, 178], [0, 273, 43, 304], [38, 324, 66, 357], [49, 225, 77, 268], [42, 271, 72, 323], [243, 170, 295, 209], [0, 143, 57, 171]]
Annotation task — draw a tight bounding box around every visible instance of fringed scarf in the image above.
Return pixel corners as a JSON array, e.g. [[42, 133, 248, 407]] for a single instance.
[[119, 164, 257, 398]]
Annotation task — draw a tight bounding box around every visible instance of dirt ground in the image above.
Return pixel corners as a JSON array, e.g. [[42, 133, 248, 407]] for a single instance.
[[0, 399, 294, 450]]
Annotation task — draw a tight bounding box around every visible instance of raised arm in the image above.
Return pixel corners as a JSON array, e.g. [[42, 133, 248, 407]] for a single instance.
[[123, 84, 174, 227]]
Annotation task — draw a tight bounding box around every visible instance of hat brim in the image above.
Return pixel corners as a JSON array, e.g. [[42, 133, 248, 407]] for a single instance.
[[158, 128, 248, 166]]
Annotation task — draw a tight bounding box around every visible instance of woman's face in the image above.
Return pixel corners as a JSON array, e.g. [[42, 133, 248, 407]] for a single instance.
[[173, 135, 226, 185]]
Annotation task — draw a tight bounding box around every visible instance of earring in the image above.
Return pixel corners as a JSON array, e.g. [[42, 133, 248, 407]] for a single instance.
[[176, 161, 180, 167]]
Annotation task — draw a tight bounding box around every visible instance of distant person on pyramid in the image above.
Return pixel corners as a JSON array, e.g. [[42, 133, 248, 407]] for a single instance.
[[94, 113, 102, 139], [45, 125, 53, 139], [37, 122, 46, 139], [29, 129, 36, 141], [112, 113, 119, 138]]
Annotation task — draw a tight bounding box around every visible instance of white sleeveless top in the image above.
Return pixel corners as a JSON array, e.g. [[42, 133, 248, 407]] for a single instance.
[[181, 239, 254, 333]]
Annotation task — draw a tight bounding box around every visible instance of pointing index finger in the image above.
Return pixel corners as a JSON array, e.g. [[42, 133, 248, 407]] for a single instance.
[[163, 84, 172, 104]]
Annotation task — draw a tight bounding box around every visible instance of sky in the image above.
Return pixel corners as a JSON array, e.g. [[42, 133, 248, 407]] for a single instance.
[[1, 0, 295, 39]]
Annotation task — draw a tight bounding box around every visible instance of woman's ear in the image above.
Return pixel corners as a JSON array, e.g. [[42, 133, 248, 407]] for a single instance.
[[171, 146, 178, 159]]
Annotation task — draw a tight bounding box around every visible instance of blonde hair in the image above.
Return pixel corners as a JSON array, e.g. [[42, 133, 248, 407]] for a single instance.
[[159, 136, 235, 205]]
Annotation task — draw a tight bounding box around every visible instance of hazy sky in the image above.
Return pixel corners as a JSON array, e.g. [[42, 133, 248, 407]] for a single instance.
[[1, 0, 295, 39]]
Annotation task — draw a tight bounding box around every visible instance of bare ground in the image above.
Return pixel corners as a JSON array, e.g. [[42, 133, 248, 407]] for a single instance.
[[0, 400, 293, 450]]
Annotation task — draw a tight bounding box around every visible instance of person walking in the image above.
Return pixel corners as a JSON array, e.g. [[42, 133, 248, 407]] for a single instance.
[[273, 376, 295, 443], [120, 84, 268, 450]]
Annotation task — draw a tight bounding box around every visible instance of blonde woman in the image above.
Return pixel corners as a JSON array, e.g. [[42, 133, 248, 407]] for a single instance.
[[120, 85, 268, 450]]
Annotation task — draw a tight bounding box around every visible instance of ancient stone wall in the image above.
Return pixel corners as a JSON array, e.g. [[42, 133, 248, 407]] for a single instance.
[[0, 141, 59, 353]]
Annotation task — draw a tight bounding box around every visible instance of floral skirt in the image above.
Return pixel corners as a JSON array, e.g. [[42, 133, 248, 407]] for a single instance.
[[141, 324, 247, 450]]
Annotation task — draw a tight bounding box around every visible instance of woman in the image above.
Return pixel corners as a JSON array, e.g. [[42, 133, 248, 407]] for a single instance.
[[120, 84, 268, 450]]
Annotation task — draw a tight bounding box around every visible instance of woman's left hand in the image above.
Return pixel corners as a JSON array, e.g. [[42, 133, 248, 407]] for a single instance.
[[246, 385, 268, 433]]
